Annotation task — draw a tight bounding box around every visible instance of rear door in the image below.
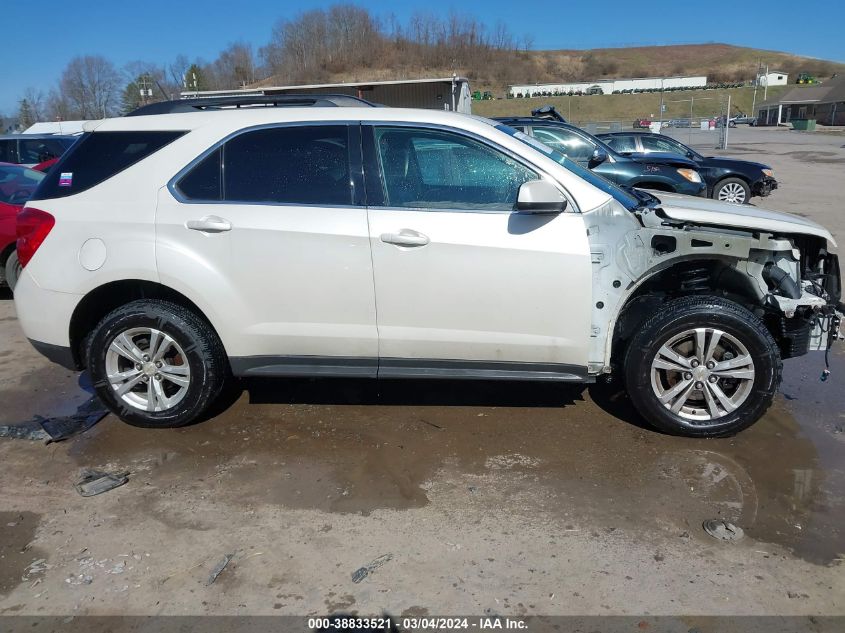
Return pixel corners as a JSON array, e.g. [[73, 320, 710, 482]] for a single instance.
[[363, 123, 592, 380], [156, 123, 379, 376]]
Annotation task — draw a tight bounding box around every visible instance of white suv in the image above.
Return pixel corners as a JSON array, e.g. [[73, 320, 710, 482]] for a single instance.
[[13, 96, 843, 437]]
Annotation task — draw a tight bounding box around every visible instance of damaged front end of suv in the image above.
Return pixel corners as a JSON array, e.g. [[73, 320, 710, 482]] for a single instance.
[[587, 189, 842, 434]]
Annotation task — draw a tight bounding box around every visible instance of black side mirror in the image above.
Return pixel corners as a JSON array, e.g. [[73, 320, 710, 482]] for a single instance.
[[589, 147, 608, 166]]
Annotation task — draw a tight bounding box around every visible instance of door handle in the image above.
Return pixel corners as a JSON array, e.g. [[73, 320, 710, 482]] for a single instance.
[[186, 215, 232, 233], [380, 230, 430, 247]]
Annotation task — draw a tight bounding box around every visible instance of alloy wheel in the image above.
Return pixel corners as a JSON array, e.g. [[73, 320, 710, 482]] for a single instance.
[[650, 327, 755, 425], [104, 327, 191, 412], [717, 182, 747, 204]]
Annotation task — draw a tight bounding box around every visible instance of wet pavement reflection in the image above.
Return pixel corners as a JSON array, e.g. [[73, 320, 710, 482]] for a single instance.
[[51, 347, 845, 566]]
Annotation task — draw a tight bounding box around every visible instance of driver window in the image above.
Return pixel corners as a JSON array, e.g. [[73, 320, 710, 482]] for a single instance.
[[373, 127, 536, 211]]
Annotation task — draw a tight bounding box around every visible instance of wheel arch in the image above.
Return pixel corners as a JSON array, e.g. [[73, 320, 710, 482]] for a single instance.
[[713, 173, 752, 193], [0, 242, 14, 268], [608, 257, 764, 368], [68, 279, 225, 369]]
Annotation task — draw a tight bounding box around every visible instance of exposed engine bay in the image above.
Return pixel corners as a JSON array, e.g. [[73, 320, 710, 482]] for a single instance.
[[586, 197, 843, 373]]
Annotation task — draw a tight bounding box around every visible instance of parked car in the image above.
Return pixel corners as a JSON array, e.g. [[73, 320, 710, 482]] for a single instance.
[[13, 96, 842, 438], [715, 115, 737, 128], [633, 118, 652, 129], [597, 132, 778, 204], [495, 115, 706, 197], [33, 157, 59, 173], [0, 134, 77, 167], [0, 163, 45, 289], [731, 114, 757, 126]]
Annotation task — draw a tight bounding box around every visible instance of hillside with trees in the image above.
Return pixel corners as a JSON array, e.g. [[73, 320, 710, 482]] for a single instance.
[[11, 3, 845, 125]]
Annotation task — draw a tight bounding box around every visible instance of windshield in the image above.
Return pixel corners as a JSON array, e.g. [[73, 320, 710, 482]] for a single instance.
[[495, 124, 640, 211]]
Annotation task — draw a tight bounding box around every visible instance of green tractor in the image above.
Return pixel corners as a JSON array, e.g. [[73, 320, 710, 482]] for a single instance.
[[472, 90, 495, 101], [796, 73, 818, 85]]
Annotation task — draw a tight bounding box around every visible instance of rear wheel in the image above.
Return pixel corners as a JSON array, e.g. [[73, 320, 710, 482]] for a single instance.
[[4, 250, 21, 291], [713, 177, 750, 204], [87, 299, 228, 428], [624, 295, 781, 437]]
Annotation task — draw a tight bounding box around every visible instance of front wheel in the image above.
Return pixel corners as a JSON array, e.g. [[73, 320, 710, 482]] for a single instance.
[[87, 299, 229, 428], [713, 177, 751, 204], [624, 296, 781, 437]]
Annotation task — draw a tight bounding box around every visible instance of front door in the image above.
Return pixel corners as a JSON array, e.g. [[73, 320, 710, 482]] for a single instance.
[[363, 124, 592, 380]]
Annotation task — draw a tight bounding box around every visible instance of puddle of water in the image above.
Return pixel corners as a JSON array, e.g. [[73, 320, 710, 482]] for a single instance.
[[38, 348, 845, 567]]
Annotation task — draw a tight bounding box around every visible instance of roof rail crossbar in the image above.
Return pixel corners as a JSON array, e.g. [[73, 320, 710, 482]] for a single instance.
[[126, 94, 376, 117]]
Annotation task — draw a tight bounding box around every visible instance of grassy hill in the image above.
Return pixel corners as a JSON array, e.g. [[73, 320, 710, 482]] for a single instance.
[[496, 43, 844, 90], [472, 85, 793, 124]]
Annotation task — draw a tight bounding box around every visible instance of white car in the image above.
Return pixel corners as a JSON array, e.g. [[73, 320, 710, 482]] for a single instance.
[[13, 96, 843, 437]]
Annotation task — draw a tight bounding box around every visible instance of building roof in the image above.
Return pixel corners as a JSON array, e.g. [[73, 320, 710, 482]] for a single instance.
[[185, 76, 469, 98], [757, 75, 845, 109], [509, 74, 707, 88]]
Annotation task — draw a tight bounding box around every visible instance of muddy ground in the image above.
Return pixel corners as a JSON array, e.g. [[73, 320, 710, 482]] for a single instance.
[[0, 128, 843, 618]]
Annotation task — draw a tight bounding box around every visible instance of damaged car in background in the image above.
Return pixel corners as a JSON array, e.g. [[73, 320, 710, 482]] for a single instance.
[[11, 97, 843, 438]]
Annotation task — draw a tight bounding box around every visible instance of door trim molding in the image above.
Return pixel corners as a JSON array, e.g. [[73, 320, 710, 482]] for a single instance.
[[230, 355, 589, 382]]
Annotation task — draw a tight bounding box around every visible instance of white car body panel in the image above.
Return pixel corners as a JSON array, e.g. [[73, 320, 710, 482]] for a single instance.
[[155, 188, 379, 360], [653, 191, 837, 246], [368, 208, 591, 367]]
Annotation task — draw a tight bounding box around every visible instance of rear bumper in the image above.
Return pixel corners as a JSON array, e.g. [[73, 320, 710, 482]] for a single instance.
[[14, 269, 82, 368]]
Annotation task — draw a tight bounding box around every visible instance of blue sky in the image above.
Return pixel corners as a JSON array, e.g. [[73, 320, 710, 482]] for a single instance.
[[2, 0, 842, 115]]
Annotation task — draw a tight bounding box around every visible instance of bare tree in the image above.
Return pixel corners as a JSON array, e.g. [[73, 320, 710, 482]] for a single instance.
[[45, 88, 71, 121], [59, 55, 122, 119], [209, 42, 257, 89]]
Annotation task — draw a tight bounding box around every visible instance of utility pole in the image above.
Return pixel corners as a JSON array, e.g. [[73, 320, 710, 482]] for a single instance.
[[763, 64, 769, 102], [751, 60, 761, 118], [658, 78, 665, 126]]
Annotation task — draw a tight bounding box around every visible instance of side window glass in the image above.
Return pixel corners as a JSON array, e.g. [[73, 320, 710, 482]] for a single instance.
[[642, 136, 683, 155], [374, 127, 536, 211], [532, 128, 594, 163], [176, 147, 222, 200], [223, 125, 351, 205], [606, 135, 637, 153], [0, 140, 13, 163], [20, 139, 65, 164]]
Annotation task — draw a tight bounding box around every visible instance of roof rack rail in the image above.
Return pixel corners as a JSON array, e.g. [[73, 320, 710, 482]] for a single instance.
[[126, 94, 377, 117]]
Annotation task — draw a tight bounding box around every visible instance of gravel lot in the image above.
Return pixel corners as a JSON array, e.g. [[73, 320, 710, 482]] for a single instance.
[[1, 127, 843, 621]]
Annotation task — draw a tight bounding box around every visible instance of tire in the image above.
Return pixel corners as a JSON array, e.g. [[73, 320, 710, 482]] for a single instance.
[[4, 250, 21, 291], [713, 177, 751, 204], [87, 299, 229, 428], [623, 295, 781, 438]]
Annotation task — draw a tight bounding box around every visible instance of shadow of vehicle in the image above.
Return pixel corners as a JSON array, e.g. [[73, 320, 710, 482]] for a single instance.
[[243, 376, 589, 409]]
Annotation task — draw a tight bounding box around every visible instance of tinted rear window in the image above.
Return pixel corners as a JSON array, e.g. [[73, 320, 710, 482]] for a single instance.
[[31, 131, 184, 200]]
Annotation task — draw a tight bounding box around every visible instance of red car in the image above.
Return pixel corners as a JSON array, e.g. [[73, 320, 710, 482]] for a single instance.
[[33, 157, 59, 172], [1, 163, 45, 289], [633, 118, 653, 129]]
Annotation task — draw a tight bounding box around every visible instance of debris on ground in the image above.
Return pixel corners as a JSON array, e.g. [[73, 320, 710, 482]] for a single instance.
[[702, 519, 744, 541], [65, 573, 94, 586], [74, 469, 129, 497], [206, 553, 234, 586], [0, 421, 49, 441], [0, 396, 109, 443], [38, 397, 110, 442], [351, 553, 393, 583]]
